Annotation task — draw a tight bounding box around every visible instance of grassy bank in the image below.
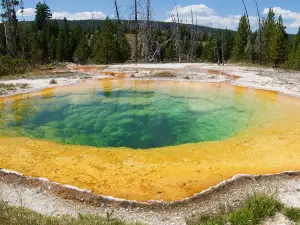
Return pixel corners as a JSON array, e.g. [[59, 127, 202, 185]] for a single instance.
[[0, 56, 72, 80], [186, 195, 300, 225], [2, 195, 300, 224], [0, 200, 141, 225]]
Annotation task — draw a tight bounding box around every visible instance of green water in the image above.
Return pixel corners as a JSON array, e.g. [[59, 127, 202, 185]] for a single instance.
[[0, 81, 255, 149]]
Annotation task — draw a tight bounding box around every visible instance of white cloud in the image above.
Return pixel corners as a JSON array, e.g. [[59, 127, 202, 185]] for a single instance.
[[165, 4, 257, 30], [16, 8, 106, 21], [17, 8, 36, 17], [263, 7, 300, 28], [52, 11, 106, 20]]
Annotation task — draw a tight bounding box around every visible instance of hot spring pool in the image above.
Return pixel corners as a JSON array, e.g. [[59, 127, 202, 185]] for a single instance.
[[0, 80, 256, 149], [1, 80, 300, 201]]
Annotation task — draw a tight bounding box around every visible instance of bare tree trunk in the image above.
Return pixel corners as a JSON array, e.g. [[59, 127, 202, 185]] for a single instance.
[[91, 12, 95, 32], [187, 7, 196, 62], [216, 43, 220, 65], [190, 7, 194, 25], [174, 4, 181, 63], [219, 30, 225, 65], [134, 0, 138, 63], [146, 0, 150, 23], [141, 0, 151, 62], [217, 30, 224, 65], [255, 0, 262, 66], [114, 0, 121, 24], [241, 0, 251, 30], [20, 0, 24, 20], [221, 36, 225, 65], [241, 0, 252, 61]]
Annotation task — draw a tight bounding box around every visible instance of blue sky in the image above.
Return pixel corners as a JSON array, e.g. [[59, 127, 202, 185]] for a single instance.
[[17, 0, 300, 33]]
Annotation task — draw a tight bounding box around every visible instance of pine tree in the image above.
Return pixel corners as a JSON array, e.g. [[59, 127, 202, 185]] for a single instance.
[[48, 36, 57, 61], [56, 18, 71, 62], [223, 29, 234, 61], [116, 33, 131, 63], [270, 16, 287, 67], [73, 35, 90, 64], [17, 22, 34, 59], [231, 15, 249, 61], [201, 37, 217, 62], [92, 17, 117, 64], [195, 42, 203, 59], [42, 23, 51, 61], [69, 25, 83, 59], [283, 28, 300, 69], [163, 41, 175, 61], [51, 19, 59, 37], [35, 1, 52, 31], [263, 8, 276, 65], [32, 2, 53, 62], [56, 31, 64, 61], [62, 18, 71, 61], [30, 37, 43, 66], [293, 43, 300, 70], [0, 23, 6, 55]]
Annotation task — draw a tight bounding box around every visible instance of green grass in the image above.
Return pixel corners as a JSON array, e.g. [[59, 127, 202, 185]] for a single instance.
[[187, 195, 284, 225], [0, 200, 141, 225], [191, 215, 226, 225], [228, 195, 283, 225], [284, 207, 300, 222]]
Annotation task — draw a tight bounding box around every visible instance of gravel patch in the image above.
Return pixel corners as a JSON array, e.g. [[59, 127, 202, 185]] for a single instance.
[[262, 213, 295, 225]]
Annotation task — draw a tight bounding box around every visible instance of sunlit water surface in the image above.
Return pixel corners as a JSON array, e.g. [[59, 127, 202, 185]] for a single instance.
[[0, 80, 261, 149]]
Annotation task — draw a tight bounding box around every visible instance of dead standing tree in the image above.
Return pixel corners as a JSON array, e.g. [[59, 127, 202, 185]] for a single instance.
[[217, 29, 225, 65], [125, 0, 141, 62], [141, 0, 153, 62], [126, 0, 140, 63], [113, 0, 123, 35], [20, 0, 24, 19], [91, 12, 95, 32], [134, 0, 138, 63], [187, 7, 197, 62], [142, 0, 174, 62], [171, 4, 182, 63], [241, 0, 253, 60], [254, 0, 262, 66], [114, 0, 121, 24], [127, 0, 160, 62]]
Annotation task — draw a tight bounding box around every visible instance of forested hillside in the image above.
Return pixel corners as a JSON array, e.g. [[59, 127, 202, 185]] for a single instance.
[[48, 19, 231, 35], [1, 0, 300, 76]]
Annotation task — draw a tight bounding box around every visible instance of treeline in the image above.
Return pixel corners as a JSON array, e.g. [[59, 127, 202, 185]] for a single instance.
[[0, 1, 131, 72], [206, 8, 300, 70], [230, 9, 288, 68], [0, 0, 215, 66], [1, 0, 300, 72]]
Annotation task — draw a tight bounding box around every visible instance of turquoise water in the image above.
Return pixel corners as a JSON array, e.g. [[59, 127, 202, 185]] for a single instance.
[[0, 81, 254, 149]]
